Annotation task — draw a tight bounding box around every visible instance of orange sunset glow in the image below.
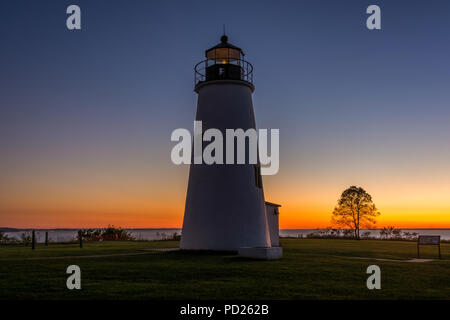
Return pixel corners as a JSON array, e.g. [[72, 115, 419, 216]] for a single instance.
[[2, 157, 450, 229]]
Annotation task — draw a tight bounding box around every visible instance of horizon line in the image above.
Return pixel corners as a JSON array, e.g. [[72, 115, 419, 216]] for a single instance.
[[2, 227, 450, 230]]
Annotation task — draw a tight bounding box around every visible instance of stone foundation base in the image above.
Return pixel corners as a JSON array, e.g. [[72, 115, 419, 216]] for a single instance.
[[238, 247, 283, 260]]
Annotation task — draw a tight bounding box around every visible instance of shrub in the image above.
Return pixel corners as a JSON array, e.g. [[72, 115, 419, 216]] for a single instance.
[[77, 226, 135, 242], [305, 227, 419, 241], [361, 231, 372, 239], [171, 232, 181, 241], [380, 226, 404, 240], [78, 229, 102, 242], [156, 232, 181, 241], [20, 233, 32, 246], [101, 225, 134, 241], [306, 227, 355, 239]]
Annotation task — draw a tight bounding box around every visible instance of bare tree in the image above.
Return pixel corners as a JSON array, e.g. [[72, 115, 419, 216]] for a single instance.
[[331, 186, 380, 239]]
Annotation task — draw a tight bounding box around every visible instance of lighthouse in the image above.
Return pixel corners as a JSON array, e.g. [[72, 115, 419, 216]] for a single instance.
[[180, 34, 282, 259]]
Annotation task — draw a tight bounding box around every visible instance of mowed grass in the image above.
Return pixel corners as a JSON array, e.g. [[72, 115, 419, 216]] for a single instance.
[[0, 239, 449, 299]]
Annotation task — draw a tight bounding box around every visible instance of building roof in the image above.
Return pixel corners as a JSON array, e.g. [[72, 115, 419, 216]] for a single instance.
[[205, 35, 244, 56], [265, 201, 281, 208]]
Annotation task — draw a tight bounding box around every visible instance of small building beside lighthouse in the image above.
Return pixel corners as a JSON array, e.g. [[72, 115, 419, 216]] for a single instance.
[[265, 202, 281, 247], [180, 34, 282, 259]]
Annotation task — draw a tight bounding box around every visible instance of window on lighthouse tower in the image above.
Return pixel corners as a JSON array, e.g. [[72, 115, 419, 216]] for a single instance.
[[254, 164, 263, 189]]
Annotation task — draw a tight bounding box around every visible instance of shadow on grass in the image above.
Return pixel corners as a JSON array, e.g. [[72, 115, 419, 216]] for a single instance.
[[175, 249, 281, 264]]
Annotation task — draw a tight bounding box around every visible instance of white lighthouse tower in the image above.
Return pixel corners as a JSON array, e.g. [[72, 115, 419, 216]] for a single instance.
[[180, 34, 282, 259]]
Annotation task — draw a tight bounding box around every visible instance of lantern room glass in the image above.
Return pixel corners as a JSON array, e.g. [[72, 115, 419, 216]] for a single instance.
[[206, 47, 243, 67]]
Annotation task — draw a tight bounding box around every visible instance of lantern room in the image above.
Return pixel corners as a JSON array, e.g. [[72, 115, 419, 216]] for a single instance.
[[194, 34, 253, 86], [205, 35, 244, 64]]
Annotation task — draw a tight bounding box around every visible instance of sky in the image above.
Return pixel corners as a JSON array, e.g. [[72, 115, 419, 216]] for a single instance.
[[1, 0, 450, 229]]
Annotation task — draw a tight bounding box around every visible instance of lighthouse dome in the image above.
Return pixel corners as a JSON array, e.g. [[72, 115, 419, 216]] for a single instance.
[[205, 35, 244, 62]]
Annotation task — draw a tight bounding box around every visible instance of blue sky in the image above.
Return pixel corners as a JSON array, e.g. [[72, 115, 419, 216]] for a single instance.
[[1, 0, 450, 228]]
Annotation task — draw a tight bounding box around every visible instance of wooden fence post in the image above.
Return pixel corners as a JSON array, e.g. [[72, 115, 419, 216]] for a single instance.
[[32, 230, 35, 250], [79, 230, 83, 248], [45, 231, 48, 246]]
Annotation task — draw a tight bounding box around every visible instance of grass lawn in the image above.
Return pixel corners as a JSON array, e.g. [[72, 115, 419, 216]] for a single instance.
[[0, 239, 449, 299]]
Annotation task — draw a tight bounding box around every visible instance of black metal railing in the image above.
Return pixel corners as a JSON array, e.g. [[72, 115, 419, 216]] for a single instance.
[[194, 59, 253, 85]]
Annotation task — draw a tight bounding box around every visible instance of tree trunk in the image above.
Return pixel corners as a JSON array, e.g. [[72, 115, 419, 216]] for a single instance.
[[356, 211, 360, 240]]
